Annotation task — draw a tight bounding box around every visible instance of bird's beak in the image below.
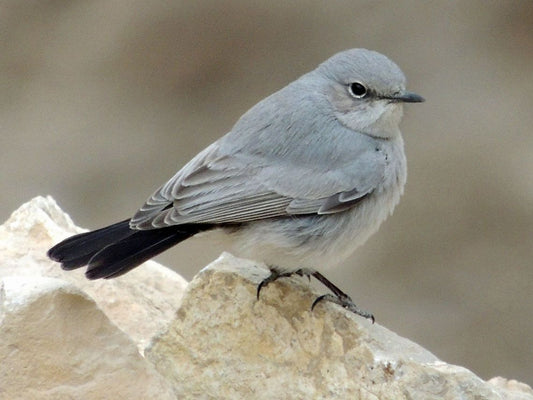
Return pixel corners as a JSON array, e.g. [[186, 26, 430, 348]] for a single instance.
[[393, 91, 425, 103]]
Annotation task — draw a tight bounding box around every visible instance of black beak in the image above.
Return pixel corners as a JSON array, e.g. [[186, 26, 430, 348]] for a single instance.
[[393, 91, 425, 103]]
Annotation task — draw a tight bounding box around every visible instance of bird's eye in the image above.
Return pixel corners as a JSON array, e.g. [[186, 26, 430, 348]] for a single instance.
[[348, 82, 367, 99]]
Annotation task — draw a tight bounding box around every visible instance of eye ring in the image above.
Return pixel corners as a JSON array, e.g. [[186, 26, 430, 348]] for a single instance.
[[348, 82, 367, 99]]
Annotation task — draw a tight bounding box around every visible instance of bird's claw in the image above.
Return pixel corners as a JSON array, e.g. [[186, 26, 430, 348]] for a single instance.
[[311, 293, 375, 323], [257, 268, 298, 299], [257, 267, 374, 323]]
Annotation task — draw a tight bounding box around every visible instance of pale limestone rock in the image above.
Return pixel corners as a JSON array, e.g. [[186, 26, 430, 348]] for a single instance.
[[2, 197, 532, 399], [0, 196, 188, 351], [147, 253, 533, 400], [0, 276, 175, 400], [488, 377, 533, 400]]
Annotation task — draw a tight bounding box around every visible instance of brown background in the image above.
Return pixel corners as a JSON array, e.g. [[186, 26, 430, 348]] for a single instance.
[[2, 1, 532, 384]]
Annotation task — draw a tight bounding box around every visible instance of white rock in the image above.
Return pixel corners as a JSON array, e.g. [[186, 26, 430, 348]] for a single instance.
[[0, 276, 175, 400], [2, 197, 532, 399], [0, 196, 188, 351], [488, 377, 533, 400], [147, 253, 533, 400]]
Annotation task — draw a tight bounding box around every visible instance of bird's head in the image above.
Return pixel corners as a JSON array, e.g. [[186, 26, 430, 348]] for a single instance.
[[316, 48, 424, 139]]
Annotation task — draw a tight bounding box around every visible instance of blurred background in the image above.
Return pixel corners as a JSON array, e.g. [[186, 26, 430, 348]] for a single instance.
[[1, 1, 532, 384]]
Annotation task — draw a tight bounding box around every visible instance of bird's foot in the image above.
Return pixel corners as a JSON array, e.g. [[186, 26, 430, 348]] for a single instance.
[[310, 270, 374, 322], [311, 293, 374, 323], [257, 267, 312, 299], [256, 267, 374, 322]]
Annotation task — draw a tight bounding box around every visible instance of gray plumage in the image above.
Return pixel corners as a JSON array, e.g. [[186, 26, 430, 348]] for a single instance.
[[129, 48, 422, 271], [48, 48, 423, 314]]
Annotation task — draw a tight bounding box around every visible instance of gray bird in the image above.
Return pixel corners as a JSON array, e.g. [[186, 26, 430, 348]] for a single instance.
[[48, 48, 424, 321]]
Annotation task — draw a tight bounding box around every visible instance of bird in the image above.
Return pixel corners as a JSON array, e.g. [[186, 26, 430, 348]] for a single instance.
[[48, 48, 424, 321]]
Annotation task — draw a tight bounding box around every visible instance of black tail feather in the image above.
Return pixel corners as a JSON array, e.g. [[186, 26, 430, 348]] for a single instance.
[[47, 219, 215, 279], [47, 219, 134, 270], [85, 226, 200, 279]]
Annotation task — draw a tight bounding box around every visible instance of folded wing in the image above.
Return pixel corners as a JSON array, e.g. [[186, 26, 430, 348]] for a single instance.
[[131, 138, 386, 229]]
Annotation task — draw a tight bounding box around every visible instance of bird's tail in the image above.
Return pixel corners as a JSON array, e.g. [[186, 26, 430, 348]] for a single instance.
[[47, 219, 213, 279]]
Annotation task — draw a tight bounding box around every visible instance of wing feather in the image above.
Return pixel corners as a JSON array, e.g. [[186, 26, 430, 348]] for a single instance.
[[131, 132, 386, 229]]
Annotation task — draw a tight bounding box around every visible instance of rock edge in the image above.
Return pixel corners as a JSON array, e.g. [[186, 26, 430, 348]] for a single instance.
[[1, 196, 531, 400]]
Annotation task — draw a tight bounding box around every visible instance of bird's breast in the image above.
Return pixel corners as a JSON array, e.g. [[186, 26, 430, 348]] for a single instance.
[[227, 136, 407, 272]]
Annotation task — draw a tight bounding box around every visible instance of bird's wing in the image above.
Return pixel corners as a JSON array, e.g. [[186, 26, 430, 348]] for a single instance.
[[130, 137, 386, 229]]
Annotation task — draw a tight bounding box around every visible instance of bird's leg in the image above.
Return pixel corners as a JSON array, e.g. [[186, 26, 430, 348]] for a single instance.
[[256, 267, 374, 322], [311, 271, 375, 323], [257, 267, 312, 299]]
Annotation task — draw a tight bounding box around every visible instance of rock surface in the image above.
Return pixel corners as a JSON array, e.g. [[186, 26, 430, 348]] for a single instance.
[[146, 254, 533, 400], [1, 196, 532, 400], [0, 276, 175, 400], [0, 195, 188, 351]]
